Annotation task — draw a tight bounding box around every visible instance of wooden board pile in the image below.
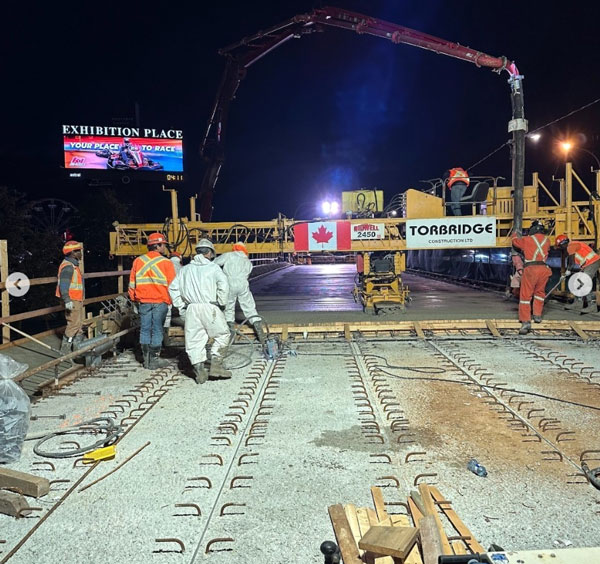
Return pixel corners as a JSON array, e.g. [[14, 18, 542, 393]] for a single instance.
[[328, 484, 485, 564]]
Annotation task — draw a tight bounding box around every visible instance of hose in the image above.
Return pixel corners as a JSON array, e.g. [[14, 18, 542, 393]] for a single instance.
[[581, 462, 600, 490], [32, 417, 122, 459]]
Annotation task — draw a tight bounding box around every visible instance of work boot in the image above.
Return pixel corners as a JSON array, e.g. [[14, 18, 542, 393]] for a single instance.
[[141, 344, 150, 368], [60, 336, 73, 355], [192, 362, 209, 385], [148, 346, 169, 370], [519, 321, 531, 335], [581, 300, 598, 314], [253, 320, 267, 345], [532, 315, 542, 323], [209, 356, 232, 379], [564, 298, 583, 311]]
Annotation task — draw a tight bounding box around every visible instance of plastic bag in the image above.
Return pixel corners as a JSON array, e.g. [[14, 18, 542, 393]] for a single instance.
[[0, 354, 31, 463]]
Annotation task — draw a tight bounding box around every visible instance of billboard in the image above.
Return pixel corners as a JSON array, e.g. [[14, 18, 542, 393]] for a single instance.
[[63, 125, 183, 172]]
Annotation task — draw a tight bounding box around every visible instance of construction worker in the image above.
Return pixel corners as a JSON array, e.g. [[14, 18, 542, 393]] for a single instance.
[[511, 222, 551, 335], [169, 239, 231, 384], [446, 167, 470, 216], [214, 242, 266, 343], [128, 232, 176, 369], [556, 234, 600, 313], [56, 240, 85, 354]]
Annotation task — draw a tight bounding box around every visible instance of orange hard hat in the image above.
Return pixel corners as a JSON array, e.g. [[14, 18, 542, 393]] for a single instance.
[[233, 242, 248, 255], [63, 241, 82, 255], [147, 232, 167, 246], [555, 234, 569, 246]]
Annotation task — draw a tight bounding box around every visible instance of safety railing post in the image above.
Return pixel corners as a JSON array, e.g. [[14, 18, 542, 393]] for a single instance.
[[0, 240, 10, 344]]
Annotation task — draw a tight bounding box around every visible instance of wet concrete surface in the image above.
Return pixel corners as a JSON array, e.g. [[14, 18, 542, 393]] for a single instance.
[[251, 264, 600, 324]]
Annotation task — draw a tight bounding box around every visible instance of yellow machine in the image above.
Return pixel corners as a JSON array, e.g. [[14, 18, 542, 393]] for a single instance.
[[109, 164, 600, 310], [342, 189, 384, 217], [352, 252, 410, 314]]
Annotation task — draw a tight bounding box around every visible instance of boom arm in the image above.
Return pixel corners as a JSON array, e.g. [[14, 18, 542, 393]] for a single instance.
[[199, 6, 525, 231]]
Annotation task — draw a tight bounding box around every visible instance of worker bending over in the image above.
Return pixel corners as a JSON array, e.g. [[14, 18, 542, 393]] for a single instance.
[[56, 240, 85, 354], [556, 234, 600, 313], [169, 239, 231, 384], [511, 222, 551, 335], [215, 242, 266, 343], [129, 232, 176, 369]]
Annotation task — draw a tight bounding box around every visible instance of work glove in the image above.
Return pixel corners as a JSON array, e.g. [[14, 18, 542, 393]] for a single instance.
[[179, 307, 186, 320], [565, 270, 571, 277], [64, 301, 74, 311], [132, 303, 139, 315]]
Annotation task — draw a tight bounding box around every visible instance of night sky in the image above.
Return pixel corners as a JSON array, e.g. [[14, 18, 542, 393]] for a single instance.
[[3, 1, 600, 223]]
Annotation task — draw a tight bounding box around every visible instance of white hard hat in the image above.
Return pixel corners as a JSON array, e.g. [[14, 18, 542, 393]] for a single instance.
[[195, 238, 215, 253]]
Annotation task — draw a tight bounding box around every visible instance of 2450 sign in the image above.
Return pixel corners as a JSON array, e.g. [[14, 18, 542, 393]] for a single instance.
[[405, 216, 496, 249], [351, 223, 385, 240]]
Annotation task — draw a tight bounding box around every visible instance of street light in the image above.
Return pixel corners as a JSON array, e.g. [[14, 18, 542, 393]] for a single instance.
[[527, 132, 541, 142], [560, 141, 600, 170]]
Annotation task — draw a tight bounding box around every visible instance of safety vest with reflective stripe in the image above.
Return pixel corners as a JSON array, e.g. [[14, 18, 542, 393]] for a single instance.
[[511, 233, 549, 263], [447, 167, 470, 189], [567, 241, 599, 268], [128, 251, 176, 304], [55, 260, 84, 301]]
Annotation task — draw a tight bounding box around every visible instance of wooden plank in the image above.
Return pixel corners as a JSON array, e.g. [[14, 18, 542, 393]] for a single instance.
[[344, 323, 351, 341], [408, 497, 424, 526], [420, 515, 443, 564], [0, 490, 30, 517], [429, 487, 485, 554], [485, 319, 502, 338], [371, 486, 389, 521], [358, 526, 418, 560], [409, 491, 426, 516], [418, 484, 452, 555], [344, 504, 364, 557], [1, 240, 9, 343], [569, 321, 589, 341], [365, 508, 394, 564], [327, 504, 362, 564], [413, 321, 425, 339], [281, 324, 288, 342], [452, 541, 467, 555], [0, 468, 50, 498], [356, 507, 372, 537]]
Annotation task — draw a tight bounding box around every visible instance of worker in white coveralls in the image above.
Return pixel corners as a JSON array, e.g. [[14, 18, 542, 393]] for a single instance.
[[163, 251, 184, 344], [168, 239, 231, 384], [214, 242, 266, 343]]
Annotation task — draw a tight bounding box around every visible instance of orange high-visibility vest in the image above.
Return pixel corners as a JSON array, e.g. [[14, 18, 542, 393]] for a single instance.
[[128, 251, 176, 304], [567, 241, 599, 268], [55, 260, 84, 301], [511, 233, 550, 263], [448, 167, 470, 189]]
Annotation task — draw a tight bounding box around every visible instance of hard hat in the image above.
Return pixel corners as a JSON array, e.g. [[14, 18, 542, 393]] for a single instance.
[[63, 241, 82, 255], [195, 238, 215, 253], [556, 234, 570, 246], [147, 232, 167, 246], [232, 242, 248, 255], [528, 220, 546, 236]]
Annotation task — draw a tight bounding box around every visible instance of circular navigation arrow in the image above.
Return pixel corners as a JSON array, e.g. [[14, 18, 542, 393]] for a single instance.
[[6, 272, 31, 297], [567, 272, 593, 297]]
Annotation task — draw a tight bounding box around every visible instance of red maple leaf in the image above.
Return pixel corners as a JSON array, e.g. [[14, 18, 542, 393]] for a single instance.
[[312, 224, 334, 244]]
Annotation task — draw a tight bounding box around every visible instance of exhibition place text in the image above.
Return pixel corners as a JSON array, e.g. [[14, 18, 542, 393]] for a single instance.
[[62, 125, 183, 139]]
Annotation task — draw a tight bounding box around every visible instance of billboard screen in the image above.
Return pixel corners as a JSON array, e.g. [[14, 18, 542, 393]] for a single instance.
[[62, 125, 183, 172]]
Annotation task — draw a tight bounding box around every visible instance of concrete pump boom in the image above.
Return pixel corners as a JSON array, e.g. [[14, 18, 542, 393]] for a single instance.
[[199, 6, 526, 233]]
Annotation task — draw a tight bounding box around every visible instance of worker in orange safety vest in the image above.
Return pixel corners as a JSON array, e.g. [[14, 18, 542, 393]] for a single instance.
[[556, 234, 600, 313], [56, 240, 85, 354], [511, 222, 551, 334], [446, 167, 470, 216], [129, 232, 176, 369]]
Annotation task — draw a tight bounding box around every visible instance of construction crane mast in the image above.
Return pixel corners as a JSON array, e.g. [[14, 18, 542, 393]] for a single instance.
[[199, 6, 526, 233]]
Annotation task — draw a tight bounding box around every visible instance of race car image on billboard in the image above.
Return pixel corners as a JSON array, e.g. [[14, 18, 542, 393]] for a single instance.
[[64, 135, 184, 172]]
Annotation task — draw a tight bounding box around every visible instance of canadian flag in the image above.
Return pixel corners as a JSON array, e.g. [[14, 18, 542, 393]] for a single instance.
[[294, 221, 352, 252]]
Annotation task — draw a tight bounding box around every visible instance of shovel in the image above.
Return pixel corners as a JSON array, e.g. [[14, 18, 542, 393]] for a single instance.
[[544, 274, 567, 302]]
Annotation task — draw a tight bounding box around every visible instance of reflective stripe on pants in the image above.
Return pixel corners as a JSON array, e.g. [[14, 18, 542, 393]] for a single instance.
[[518, 265, 551, 322]]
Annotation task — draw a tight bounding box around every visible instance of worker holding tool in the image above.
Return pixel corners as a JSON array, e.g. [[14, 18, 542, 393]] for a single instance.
[[445, 167, 470, 216], [214, 242, 266, 344], [56, 240, 85, 354], [128, 232, 176, 369], [511, 221, 551, 335], [556, 234, 600, 313], [168, 239, 231, 384]]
